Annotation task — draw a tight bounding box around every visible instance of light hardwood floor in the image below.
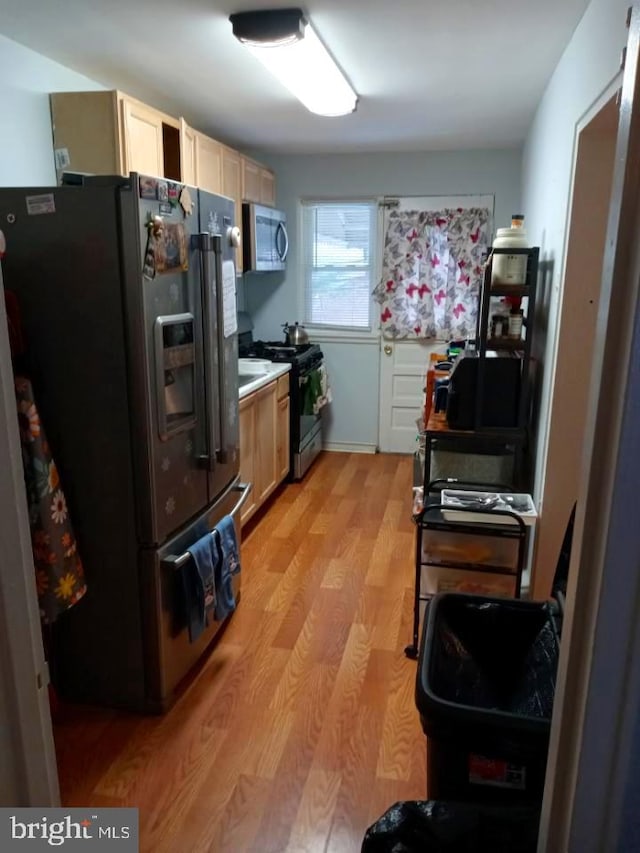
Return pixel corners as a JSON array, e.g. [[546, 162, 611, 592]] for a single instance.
[[53, 451, 426, 852]]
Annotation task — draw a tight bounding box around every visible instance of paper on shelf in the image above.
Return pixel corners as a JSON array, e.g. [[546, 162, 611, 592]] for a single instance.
[[222, 260, 237, 338]]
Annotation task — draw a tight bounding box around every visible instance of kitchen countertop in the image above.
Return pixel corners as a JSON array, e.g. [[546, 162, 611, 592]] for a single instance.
[[238, 359, 291, 400]]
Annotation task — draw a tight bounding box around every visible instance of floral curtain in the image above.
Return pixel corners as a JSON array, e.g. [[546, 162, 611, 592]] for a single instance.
[[372, 207, 490, 339]]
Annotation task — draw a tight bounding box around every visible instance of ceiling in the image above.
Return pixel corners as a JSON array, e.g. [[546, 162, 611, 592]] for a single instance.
[[0, 0, 590, 154]]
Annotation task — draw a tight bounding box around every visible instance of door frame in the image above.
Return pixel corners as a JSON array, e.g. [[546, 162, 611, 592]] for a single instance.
[[0, 277, 59, 805], [531, 82, 621, 599], [539, 9, 640, 847]]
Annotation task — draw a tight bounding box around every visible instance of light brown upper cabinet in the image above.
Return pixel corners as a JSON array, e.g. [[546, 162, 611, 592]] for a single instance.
[[242, 156, 276, 206], [260, 168, 276, 207], [179, 120, 223, 194], [179, 118, 197, 186], [194, 131, 223, 194], [121, 98, 165, 178], [50, 92, 276, 219], [50, 91, 181, 183], [222, 146, 243, 271]]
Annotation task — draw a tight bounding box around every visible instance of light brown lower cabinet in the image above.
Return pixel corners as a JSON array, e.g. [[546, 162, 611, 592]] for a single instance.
[[276, 375, 290, 481], [239, 375, 290, 526]]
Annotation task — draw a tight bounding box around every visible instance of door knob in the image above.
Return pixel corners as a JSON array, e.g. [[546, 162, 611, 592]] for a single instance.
[[384, 345, 392, 355]]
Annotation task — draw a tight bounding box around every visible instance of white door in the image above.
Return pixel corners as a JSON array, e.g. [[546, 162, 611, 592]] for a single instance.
[[377, 195, 494, 453], [378, 338, 443, 453]]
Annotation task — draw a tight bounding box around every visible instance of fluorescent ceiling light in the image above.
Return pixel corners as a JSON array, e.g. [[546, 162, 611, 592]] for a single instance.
[[230, 8, 358, 117]]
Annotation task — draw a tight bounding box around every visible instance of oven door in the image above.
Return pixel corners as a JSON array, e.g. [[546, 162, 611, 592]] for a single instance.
[[294, 369, 323, 479]]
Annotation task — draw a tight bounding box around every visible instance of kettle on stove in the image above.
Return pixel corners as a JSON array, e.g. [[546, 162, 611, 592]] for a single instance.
[[282, 322, 310, 346]]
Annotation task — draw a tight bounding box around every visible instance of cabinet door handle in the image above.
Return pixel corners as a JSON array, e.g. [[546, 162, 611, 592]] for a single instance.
[[384, 344, 392, 356]]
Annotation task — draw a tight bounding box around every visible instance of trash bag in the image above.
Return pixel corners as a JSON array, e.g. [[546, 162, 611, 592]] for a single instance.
[[361, 800, 540, 853]]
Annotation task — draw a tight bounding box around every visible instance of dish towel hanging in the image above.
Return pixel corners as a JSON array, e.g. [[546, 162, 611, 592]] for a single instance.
[[302, 365, 333, 415], [214, 515, 241, 622], [183, 533, 218, 643], [14, 375, 86, 623]]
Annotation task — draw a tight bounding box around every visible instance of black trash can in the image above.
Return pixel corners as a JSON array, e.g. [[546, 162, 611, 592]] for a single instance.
[[415, 507, 574, 806], [417, 594, 559, 804]]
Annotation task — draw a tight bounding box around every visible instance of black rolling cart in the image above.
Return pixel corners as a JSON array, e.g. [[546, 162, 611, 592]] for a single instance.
[[405, 479, 528, 660]]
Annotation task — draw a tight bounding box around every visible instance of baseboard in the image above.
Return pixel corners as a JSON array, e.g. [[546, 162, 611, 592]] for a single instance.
[[323, 442, 378, 454]]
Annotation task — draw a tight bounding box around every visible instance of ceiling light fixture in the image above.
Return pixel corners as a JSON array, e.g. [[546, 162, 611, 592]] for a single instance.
[[229, 8, 358, 117]]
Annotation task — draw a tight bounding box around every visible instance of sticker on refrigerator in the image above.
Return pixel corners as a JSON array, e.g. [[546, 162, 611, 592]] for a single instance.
[[155, 223, 188, 274], [54, 147, 71, 171], [142, 232, 156, 280], [139, 176, 158, 199], [207, 210, 220, 236], [142, 221, 157, 280], [25, 194, 56, 216], [222, 260, 237, 338]]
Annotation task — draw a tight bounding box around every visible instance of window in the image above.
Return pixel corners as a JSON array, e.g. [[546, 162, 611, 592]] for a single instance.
[[301, 201, 377, 330]]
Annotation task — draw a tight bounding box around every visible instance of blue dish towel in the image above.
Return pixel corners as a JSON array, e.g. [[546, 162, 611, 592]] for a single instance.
[[183, 533, 218, 643], [213, 515, 241, 621]]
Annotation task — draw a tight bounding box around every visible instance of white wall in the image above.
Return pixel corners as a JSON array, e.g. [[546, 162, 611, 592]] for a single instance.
[[521, 0, 629, 582], [0, 34, 105, 186], [244, 149, 522, 449]]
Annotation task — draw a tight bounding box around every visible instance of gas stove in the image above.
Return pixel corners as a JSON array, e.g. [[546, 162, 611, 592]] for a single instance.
[[238, 336, 323, 371], [237, 331, 326, 480]]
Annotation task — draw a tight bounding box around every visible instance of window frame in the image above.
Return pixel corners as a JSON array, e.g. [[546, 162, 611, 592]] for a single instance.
[[298, 198, 381, 341]]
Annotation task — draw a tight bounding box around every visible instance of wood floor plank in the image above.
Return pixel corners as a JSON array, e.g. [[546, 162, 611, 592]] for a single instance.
[[53, 452, 426, 853], [287, 767, 342, 853], [199, 774, 273, 853], [254, 662, 340, 853], [376, 654, 423, 782], [325, 705, 384, 853], [313, 622, 372, 771]]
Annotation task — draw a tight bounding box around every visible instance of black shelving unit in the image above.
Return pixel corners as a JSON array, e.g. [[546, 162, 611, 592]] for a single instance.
[[405, 479, 528, 660], [474, 246, 540, 432]]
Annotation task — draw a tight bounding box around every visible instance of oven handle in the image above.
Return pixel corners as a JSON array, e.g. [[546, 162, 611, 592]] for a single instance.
[[163, 482, 252, 571]]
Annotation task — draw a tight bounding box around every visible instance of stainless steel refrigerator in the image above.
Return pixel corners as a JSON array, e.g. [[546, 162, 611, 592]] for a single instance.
[[0, 173, 248, 712]]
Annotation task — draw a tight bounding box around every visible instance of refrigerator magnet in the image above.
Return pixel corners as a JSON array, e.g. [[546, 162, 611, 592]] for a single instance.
[[139, 176, 158, 200], [155, 223, 188, 274], [157, 181, 169, 203], [167, 184, 179, 207], [179, 187, 193, 216], [142, 232, 156, 280]]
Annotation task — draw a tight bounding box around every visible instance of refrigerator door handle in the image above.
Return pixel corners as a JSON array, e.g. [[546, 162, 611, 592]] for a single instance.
[[195, 232, 218, 472], [212, 234, 229, 464], [162, 482, 252, 570]]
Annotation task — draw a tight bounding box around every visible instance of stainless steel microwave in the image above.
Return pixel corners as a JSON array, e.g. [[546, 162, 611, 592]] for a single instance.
[[242, 202, 288, 272]]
